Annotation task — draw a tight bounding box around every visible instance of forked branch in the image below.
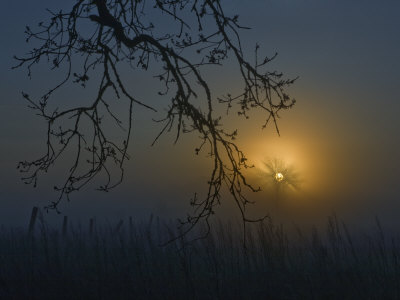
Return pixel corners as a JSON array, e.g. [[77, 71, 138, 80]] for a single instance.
[[15, 0, 297, 240]]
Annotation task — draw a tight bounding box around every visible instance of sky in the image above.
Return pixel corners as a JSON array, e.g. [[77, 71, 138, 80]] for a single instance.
[[1, 0, 399, 230]]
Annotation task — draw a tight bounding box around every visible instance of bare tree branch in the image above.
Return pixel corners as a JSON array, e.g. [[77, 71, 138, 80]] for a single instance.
[[14, 0, 297, 241]]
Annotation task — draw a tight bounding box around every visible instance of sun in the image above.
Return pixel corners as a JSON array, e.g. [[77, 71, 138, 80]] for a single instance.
[[275, 172, 284, 182]]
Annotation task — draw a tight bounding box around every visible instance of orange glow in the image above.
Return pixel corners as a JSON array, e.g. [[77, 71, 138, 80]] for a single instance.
[[275, 172, 284, 182]]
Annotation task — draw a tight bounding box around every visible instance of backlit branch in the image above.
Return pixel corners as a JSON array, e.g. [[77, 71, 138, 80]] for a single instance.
[[14, 0, 297, 239]]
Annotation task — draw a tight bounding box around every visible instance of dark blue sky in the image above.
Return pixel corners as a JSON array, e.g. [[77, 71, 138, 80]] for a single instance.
[[1, 0, 399, 228]]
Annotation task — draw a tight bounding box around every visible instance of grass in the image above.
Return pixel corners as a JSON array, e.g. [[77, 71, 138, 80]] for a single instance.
[[1, 212, 400, 299]]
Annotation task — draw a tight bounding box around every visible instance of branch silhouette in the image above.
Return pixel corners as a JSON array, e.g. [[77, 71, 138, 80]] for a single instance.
[[14, 0, 297, 239]]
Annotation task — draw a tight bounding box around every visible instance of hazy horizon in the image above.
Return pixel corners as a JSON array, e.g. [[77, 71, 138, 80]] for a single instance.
[[1, 0, 399, 231]]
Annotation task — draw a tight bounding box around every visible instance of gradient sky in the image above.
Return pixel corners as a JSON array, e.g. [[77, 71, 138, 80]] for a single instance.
[[1, 0, 399, 229]]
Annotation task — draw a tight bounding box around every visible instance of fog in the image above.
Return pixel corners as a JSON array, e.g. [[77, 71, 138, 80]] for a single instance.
[[1, 0, 399, 232]]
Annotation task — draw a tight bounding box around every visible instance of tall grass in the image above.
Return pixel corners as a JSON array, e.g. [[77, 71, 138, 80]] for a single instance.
[[0, 213, 400, 299]]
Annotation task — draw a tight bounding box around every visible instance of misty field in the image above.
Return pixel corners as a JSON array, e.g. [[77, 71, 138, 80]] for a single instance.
[[1, 213, 400, 299]]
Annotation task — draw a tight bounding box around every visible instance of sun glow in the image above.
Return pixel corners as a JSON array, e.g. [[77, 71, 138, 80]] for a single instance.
[[275, 172, 284, 182]]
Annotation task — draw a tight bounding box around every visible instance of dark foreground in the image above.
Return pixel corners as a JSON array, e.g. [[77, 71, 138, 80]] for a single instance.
[[1, 215, 399, 299]]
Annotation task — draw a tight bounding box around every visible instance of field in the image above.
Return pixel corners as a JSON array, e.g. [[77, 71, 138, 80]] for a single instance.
[[1, 210, 400, 299]]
